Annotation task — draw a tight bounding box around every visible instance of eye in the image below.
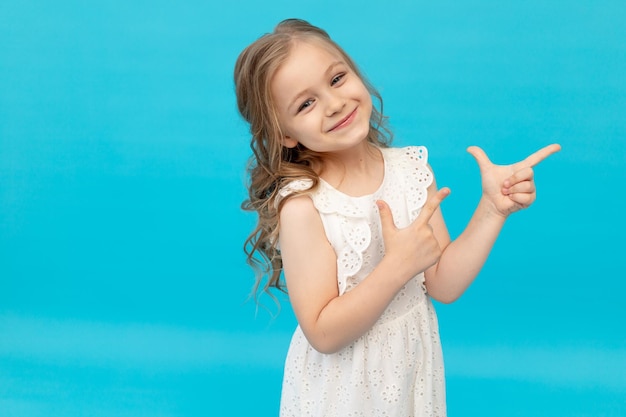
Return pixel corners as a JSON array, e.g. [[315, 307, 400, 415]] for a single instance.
[[297, 98, 314, 113], [331, 73, 346, 86]]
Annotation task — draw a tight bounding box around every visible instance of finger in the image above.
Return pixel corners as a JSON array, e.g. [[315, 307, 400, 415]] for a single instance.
[[507, 192, 536, 208], [502, 180, 535, 196], [376, 199, 398, 232], [416, 187, 450, 224], [467, 146, 493, 172], [519, 143, 561, 168], [502, 166, 534, 189]]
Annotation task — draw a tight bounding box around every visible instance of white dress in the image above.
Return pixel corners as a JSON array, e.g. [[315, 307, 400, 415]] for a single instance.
[[278, 146, 446, 417]]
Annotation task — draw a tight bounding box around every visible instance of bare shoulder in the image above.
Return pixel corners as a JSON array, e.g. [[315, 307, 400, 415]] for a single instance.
[[280, 193, 315, 214], [279, 194, 326, 243], [278, 193, 332, 264], [279, 193, 320, 227]]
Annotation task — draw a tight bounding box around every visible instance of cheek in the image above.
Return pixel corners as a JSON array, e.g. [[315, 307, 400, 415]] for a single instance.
[[283, 119, 309, 139], [365, 91, 374, 111], [361, 93, 373, 118], [356, 84, 373, 108], [274, 109, 295, 137]]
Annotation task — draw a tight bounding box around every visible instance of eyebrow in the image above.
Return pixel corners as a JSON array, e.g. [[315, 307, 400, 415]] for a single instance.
[[287, 61, 345, 113]]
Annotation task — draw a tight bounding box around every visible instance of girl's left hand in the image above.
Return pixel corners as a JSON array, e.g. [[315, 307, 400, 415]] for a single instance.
[[467, 144, 561, 217]]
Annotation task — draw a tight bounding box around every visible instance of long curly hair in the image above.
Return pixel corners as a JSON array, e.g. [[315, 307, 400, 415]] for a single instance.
[[234, 18, 392, 302]]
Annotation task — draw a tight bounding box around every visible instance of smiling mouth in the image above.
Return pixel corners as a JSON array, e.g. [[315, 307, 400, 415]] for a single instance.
[[328, 108, 357, 132]]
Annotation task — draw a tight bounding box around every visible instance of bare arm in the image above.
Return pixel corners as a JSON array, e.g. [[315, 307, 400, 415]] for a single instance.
[[424, 144, 562, 303], [424, 191, 505, 303], [279, 189, 448, 354], [279, 144, 560, 351]]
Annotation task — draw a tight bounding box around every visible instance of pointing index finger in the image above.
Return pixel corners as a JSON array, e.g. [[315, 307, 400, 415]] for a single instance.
[[417, 187, 450, 224], [520, 143, 561, 168]]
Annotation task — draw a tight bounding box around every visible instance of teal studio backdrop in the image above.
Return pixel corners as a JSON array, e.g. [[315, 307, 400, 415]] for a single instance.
[[1, 1, 625, 416]]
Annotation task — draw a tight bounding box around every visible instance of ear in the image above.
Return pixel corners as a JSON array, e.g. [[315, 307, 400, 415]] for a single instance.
[[282, 136, 298, 148]]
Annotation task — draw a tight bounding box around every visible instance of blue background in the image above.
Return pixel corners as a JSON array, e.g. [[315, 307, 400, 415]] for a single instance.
[[1, 1, 625, 416]]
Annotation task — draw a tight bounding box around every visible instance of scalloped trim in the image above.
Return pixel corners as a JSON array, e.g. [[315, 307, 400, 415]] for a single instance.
[[400, 146, 433, 221], [275, 179, 313, 209], [276, 146, 433, 295]]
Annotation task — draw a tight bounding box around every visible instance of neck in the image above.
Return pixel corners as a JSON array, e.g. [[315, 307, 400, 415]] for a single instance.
[[319, 142, 384, 196]]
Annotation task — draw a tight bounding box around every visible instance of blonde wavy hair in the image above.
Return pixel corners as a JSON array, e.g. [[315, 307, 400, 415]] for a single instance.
[[234, 19, 392, 302]]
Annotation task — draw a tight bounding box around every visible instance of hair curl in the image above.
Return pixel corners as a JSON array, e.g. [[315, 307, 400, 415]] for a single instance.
[[234, 19, 392, 302]]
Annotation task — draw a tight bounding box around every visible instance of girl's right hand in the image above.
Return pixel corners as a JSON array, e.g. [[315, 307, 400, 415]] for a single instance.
[[376, 187, 450, 282]]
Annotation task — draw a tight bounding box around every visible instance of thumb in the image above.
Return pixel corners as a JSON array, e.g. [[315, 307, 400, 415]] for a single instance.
[[467, 146, 492, 171], [376, 200, 397, 232]]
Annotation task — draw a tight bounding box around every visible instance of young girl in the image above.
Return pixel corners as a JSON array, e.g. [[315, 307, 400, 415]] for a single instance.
[[234, 19, 560, 416]]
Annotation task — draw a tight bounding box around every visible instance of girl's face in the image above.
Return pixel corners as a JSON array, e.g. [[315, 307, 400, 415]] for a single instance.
[[271, 40, 373, 154]]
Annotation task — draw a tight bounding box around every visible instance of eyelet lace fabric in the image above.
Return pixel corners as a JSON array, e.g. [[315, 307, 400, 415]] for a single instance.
[[278, 146, 446, 417]]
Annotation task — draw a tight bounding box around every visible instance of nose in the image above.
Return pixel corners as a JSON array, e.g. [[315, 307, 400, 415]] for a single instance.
[[324, 91, 345, 117]]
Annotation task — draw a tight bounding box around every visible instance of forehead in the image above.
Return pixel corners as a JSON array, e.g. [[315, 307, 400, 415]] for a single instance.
[[271, 39, 346, 99]]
